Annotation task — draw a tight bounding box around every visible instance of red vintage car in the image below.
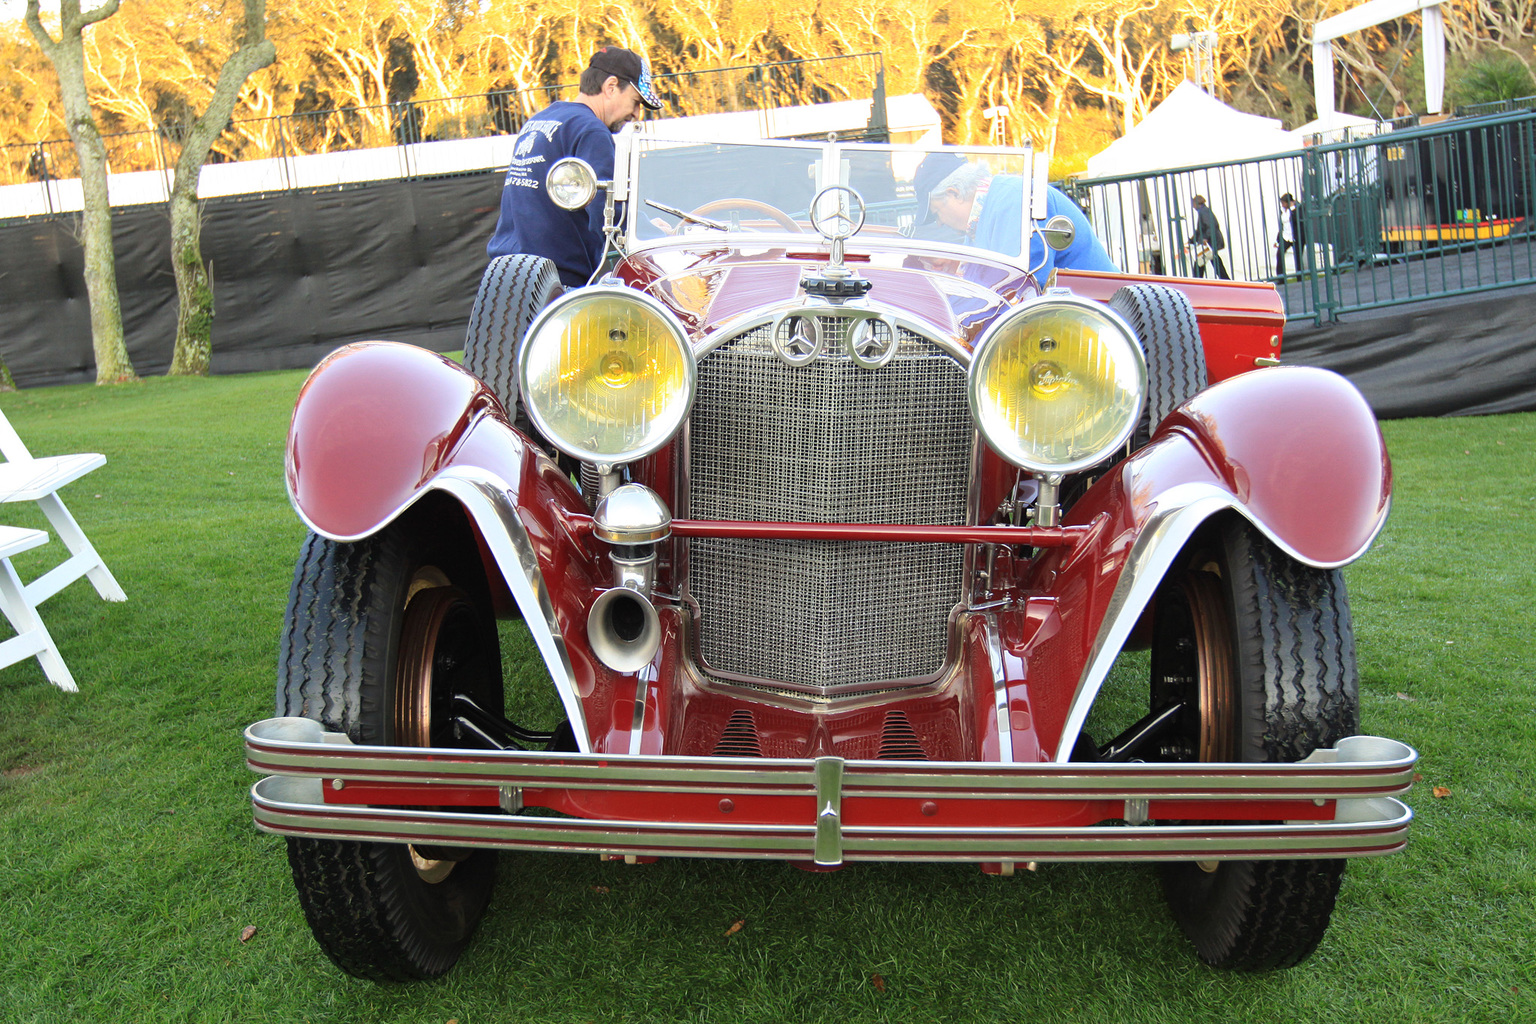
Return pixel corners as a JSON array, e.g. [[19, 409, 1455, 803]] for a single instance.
[[245, 136, 1414, 980]]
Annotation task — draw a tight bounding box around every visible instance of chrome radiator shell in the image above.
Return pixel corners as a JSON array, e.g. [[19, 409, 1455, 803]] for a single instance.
[[683, 316, 973, 696]]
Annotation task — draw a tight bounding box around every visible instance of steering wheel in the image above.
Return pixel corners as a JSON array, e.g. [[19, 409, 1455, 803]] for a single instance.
[[687, 198, 803, 233]]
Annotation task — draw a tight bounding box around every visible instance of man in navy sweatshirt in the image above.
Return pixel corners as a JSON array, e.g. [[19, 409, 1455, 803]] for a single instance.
[[487, 46, 662, 287]]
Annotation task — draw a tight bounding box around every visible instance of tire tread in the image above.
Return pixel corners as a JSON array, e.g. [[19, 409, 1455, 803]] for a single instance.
[[1161, 519, 1359, 970], [1108, 284, 1207, 449], [275, 525, 498, 981], [463, 254, 562, 420]]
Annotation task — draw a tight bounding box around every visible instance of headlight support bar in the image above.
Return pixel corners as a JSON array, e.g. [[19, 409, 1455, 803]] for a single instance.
[[565, 514, 1090, 548]]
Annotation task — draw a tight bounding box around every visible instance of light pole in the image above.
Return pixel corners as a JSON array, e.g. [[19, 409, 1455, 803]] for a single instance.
[[1170, 31, 1219, 92], [982, 105, 1011, 146]]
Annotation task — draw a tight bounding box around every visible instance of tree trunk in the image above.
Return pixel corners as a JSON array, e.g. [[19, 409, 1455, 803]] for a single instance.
[[74, 110, 134, 383], [167, 0, 275, 376], [168, 190, 214, 375], [26, 0, 137, 385]]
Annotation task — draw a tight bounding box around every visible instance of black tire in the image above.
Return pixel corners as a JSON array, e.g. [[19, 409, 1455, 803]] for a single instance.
[[1108, 284, 1207, 450], [1150, 517, 1359, 970], [463, 253, 562, 437], [277, 516, 503, 981]]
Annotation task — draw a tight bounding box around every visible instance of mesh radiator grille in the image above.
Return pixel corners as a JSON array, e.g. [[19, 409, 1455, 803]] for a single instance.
[[686, 320, 972, 692]]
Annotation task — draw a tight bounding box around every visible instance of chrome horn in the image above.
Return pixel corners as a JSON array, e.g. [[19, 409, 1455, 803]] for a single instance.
[[586, 586, 661, 674], [586, 483, 670, 673]]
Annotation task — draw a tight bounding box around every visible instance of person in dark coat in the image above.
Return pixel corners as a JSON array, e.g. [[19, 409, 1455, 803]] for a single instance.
[[1189, 194, 1229, 279], [1274, 192, 1305, 278]]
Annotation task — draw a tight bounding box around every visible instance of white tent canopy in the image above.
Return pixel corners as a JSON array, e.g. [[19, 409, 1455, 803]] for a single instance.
[[1085, 82, 1296, 177], [1081, 83, 1308, 283]]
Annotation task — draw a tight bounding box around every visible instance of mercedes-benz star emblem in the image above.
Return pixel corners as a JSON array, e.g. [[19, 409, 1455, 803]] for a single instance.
[[810, 186, 867, 242], [770, 313, 822, 366], [848, 316, 898, 369]]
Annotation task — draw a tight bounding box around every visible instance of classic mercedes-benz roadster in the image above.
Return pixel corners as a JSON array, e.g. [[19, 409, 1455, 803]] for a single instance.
[[246, 134, 1415, 980]]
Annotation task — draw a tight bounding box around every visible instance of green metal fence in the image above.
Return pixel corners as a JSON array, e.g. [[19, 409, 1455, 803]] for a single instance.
[[1071, 107, 1536, 324]]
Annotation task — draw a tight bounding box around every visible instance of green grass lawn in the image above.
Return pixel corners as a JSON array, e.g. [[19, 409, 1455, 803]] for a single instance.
[[0, 372, 1532, 1024]]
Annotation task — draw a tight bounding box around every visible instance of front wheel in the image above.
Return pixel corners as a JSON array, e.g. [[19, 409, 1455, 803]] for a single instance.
[[1150, 517, 1359, 969], [277, 517, 503, 980]]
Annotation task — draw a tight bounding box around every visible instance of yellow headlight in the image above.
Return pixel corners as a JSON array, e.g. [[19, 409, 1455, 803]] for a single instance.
[[968, 295, 1146, 474], [518, 289, 696, 464]]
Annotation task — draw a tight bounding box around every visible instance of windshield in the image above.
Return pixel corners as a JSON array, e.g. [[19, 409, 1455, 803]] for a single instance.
[[622, 136, 1037, 263]]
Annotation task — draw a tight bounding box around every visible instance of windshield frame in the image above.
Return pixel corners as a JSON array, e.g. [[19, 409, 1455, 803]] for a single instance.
[[614, 133, 1043, 270]]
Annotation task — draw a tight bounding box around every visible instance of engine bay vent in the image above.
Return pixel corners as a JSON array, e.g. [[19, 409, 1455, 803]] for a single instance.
[[877, 710, 927, 760], [712, 709, 763, 758]]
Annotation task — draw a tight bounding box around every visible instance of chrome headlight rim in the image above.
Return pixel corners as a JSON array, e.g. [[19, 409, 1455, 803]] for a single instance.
[[968, 292, 1147, 476], [517, 286, 697, 466], [546, 156, 599, 210]]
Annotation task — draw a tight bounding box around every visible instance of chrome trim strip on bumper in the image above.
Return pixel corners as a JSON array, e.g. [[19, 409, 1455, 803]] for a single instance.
[[247, 718, 1416, 865]]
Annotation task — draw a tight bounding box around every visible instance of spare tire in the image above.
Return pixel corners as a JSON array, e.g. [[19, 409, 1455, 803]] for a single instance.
[[463, 254, 562, 436], [1109, 284, 1207, 450]]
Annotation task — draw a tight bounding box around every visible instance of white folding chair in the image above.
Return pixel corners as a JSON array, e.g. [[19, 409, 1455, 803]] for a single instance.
[[0, 407, 125, 605], [0, 524, 76, 691]]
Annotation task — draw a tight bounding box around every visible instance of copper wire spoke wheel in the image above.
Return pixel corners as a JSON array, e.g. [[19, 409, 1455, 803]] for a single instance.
[[1182, 568, 1236, 763], [394, 580, 480, 749], [688, 197, 803, 231], [394, 573, 487, 882]]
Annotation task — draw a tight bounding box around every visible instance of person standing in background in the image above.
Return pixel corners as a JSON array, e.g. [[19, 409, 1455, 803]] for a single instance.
[[1275, 192, 1304, 278], [1189, 195, 1229, 279], [486, 46, 662, 287]]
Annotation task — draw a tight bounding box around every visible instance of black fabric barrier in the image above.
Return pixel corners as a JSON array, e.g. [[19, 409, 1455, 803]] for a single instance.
[[0, 170, 504, 388], [1282, 285, 1536, 418], [2, 169, 1533, 418]]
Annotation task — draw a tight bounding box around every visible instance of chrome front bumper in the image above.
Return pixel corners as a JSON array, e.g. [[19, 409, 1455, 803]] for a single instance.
[[246, 717, 1417, 866]]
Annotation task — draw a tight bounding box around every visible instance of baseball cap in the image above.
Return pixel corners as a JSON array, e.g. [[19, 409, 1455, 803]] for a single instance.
[[589, 46, 662, 110], [912, 152, 967, 226]]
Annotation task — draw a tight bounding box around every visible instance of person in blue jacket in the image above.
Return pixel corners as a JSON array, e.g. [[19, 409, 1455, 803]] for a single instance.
[[918, 156, 1118, 276], [486, 46, 662, 287]]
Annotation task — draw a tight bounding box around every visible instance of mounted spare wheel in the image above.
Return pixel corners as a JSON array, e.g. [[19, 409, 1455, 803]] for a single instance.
[[1108, 283, 1207, 450], [464, 253, 563, 440], [276, 506, 503, 981], [1148, 516, 1359, 969]]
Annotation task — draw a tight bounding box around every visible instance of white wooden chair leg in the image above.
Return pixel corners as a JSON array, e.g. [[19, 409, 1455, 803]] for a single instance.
[[0, 554, 76, 692], [28, 492, 126, 603]]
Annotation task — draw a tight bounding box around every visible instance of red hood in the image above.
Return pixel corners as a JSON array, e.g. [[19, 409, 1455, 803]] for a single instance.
[[618, 241, 1035, 348]]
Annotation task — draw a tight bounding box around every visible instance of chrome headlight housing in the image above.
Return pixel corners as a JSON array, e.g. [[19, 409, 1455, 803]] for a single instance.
[[968, 294, 1146, 475], [518, 288, 696, 465], [546, 157, 599, 210]]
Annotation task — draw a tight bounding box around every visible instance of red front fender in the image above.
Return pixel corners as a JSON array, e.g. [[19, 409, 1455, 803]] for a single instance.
[[1009, 365, 1391, 760], [284, 342, 629, 753], [1150, 364, 1392, 566], [286, 342, 512, 540]]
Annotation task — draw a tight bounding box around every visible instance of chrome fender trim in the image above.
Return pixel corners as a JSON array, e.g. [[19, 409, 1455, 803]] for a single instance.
[[428, 467, 590, 752], [1053, 481, 1391, 764], [297, 464, 590, 753]]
